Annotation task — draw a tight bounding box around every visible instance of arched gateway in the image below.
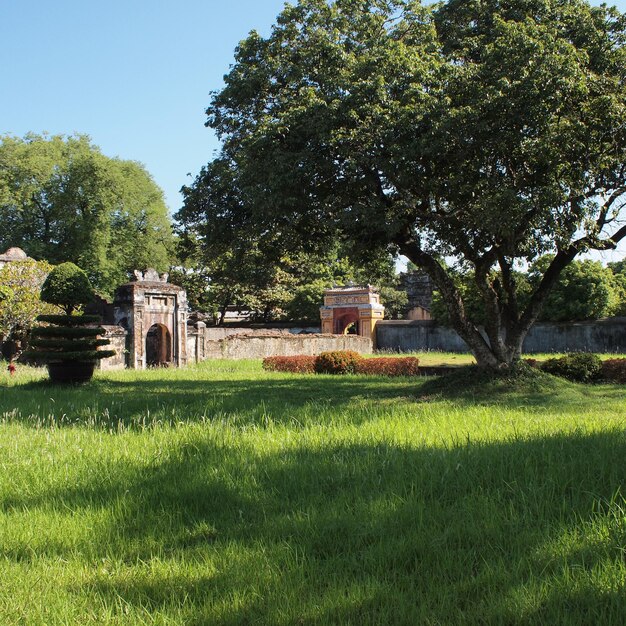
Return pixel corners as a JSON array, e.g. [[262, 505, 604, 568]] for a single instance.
[[320, 285, 385, 345], [113, 269, 188, 369]]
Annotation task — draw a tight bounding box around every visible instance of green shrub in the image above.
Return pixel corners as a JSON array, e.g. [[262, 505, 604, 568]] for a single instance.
[[41, 263, 94, 315], [540, 352, 602, 382], [600, 358, 626, 383], [314, 350, 363, 374]]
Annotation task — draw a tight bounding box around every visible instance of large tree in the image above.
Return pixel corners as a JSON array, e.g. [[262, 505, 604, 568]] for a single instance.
[[193, 0, 626, 369], [177, 158, 407, 323], [0, 133, 173, 297]]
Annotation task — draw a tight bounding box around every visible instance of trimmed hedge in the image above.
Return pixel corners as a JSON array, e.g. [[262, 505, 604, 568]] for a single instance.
[[262, 352, 420, 377], [37, 314, 101, 326], [600, 358, 626, 383], [24, 314, 115, 365], [31, 326, 106, 338], [29, 338, 111, 351], [27, 350, 116, 362], [262, 356, 317, 373], [40, 262, 94, 315], [355, 357, 420, 376]]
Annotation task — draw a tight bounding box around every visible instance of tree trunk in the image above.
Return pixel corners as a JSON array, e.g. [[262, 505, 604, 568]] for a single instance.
[[396, 236, 579, 371]]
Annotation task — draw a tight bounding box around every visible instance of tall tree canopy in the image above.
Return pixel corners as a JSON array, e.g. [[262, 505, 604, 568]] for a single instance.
[[0, 133, 173, 297], [187, 0, 626, 369]]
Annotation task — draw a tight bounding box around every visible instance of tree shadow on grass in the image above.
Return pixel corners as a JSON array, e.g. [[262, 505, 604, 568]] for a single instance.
[[2, 366, 624, 432], [1, 374, 420, 430], [3, 429, 626, 624]]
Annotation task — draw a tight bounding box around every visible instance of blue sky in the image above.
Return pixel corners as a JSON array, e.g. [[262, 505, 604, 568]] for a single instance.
[[0, 0, 287, 213], [2, 0, 625, 236]]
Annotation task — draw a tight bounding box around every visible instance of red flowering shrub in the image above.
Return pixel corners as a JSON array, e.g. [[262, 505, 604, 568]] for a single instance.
[[355, 357, 420, 376], [262, 353, 420, 377], [600, 358, 626, 383], [314, 350, 363, 374], [262, 355, 317, 373]]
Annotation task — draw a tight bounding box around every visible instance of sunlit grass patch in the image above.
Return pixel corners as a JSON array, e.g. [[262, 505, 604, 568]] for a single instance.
[[0, 358, 625, 624]]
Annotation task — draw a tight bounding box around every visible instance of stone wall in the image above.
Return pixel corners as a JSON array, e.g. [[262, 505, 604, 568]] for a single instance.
[[375, 318, 626, 354], [98, 325, 128, 370], [203, 326, 319, 341], [190, 330, 372, 360]]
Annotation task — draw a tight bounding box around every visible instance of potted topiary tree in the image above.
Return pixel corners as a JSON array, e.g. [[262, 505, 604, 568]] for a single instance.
[[24, 262, 116, 383]]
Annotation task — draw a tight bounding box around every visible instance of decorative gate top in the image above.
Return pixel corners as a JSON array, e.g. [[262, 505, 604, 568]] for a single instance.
[[320, 285, 384, 343]]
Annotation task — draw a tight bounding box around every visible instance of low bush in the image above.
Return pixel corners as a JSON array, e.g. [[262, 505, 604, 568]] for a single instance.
[[315, 350, 363, 374], [355, 357, 420, 376], [262, 355, 317, 373], [540, 352, 602, 382], [600, 358, 626, 383], [263, 353, 421, 377]]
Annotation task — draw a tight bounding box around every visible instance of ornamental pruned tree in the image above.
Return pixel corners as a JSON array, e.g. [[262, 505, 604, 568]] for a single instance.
[[25, 263, 115, 383], [191, 0, 626, 370]]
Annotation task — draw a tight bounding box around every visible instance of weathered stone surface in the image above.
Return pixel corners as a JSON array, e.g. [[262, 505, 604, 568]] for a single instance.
[[196, 333, 372, 360], [320, 285, 384, 342], [113, 275, 188, 369], [399, 271, 433, 316], [0, 246, 29, 269], [375, 318, 626, 354], [97, 325, 127, 370]]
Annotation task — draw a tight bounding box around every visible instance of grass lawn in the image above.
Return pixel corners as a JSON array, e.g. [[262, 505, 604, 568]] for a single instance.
[[0, 359, 625, 625]]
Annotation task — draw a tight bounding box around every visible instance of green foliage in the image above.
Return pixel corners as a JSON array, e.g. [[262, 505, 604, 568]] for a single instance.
[[192, 0, 626, 368], [24, 312, 114, 365], [432, 258, 621, 324], [0, 133, 173, 296], [0, 258, 55, 352], [314, 350, 363, 374], [29, 338, 111, 350], [41, 263, 95, 315], [607, 259, 626, 315], [530, 258, 621, 321], [36, 314, 101, 326], [541, 352, 602, 382], [172, 226, 406, 323], [31, 325, 106, 338]]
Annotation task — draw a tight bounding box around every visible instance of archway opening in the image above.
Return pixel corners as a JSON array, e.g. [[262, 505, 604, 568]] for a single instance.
[[334, 310, 360, 335], [344, 321, 358, 335], [146, 323, 172, 366]]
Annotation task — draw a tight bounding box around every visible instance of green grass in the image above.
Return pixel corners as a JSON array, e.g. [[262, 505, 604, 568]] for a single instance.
[[0, 360, 625, 625]]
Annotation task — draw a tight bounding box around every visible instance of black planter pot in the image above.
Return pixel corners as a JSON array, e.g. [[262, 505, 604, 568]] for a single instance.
[[47, 361, 96, 384]]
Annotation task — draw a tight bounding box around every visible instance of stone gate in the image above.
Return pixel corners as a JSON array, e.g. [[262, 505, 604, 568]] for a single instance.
[[113, 269, 188, 369], [320, 285, 385, 344]]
